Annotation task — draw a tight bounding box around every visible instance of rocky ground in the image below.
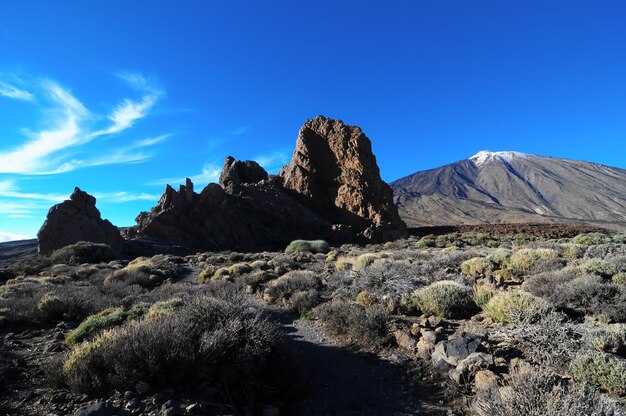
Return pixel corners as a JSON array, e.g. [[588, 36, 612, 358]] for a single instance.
[[1, 228, 625, 415]]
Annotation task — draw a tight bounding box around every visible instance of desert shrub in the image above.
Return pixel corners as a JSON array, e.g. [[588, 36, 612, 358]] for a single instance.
[[561, 244, 587, 260], [284, 239, 330, 255], [473, 368, 623, 416], [264, 271, 322, 313], [316, 300, 391, 350], [588, 324, 626, 356], [105, 255, 185, 288], [9, 256, 50, 276], [197, 266, 217, 284], [572, 233, 612, 246], [483, 291, 548, 323], [412, 281, 478, 319], [571, 351, 626, 395], [613, 272, 626, 286], [145, 298, 183, 320], [352, 253, 378, 271], [49, 242, 118, 265], [508, 248, 558, 274], [334, 256, 353, 270], [473, 283, 497, 309], [549, 276, 626, 322], [0, 279, 143, 326], [355, 290, 377, 307], [60, 293, 299, 406], [489, 248, 511, 266], [496, 311, 583, 367], [228, 262, 253, 276], [523, 268, 578, 299], [415, 235, 436, 248], [35, 293, 66, 322], [578, 259, 618, 278], [241, 270, 277, 292], [461, 257, 493, 277], [66, 307, 133, 346]]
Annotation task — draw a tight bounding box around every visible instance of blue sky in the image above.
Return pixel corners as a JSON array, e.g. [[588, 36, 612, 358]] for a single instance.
[[0, 1, 625, 241]]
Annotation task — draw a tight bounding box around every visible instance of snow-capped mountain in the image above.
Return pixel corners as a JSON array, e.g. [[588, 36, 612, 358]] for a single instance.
[[391, 151, 626, 227]]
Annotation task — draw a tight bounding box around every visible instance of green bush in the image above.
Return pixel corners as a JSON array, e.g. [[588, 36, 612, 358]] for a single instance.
[[483, 291, 548, 323], [412, 281, 478, 319], [612, 272, 626, 286], [578, 259, 618, 278], [353, 254, 378, 271], [49, 242, 118, 265], [284, 240, 330, 255], [571, 351, 626, 395], [461, 257, 494, 277], [508, 248, 558, 274], [65, 307, 128, 346], [473, 283, 497, 309], [572, 233, 612, 246], [561, 244, 587, 260]]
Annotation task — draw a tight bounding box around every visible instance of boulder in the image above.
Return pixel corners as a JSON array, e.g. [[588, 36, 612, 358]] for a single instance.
[[432, 332, 486, 367], [279, 115, 407, 242], [449, 352, 494, 384], [74, 401, 115, 416], [37, 188, 124, 256]]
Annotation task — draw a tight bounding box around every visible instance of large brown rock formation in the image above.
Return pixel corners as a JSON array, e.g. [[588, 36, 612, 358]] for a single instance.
[[279, 115, 406, 241], [37, 188, 124, 255]]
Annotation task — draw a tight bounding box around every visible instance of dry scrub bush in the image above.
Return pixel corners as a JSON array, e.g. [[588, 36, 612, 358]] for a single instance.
[[284, 239, 330, 255], [473, 284, 496, 309], [571, 351, 626, 396], [49, 242, 119, 265], [264, 271, 322, 313], [473, 368, 623, 416], [508, 248, 558, 274], [461, 257, 493, 277], [549, 276, 626, 322], [105, 255, 185, 288], [412, 281, 478, 319], [316, 300, 391, 350], [60, 290, 299, 407], [0, 279, 143, 325], [483, 291, 548, 323], [493, 311, 583, 368]]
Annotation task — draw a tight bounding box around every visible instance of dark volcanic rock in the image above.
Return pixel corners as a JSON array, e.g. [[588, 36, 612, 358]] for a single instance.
[[37, 188, 124, 255], [131, 176, 338, 251], [219, 156, 268, 191], [280, 115, 406, 241]]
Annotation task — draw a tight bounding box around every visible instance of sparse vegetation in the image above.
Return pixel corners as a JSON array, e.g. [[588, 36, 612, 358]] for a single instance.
[[3, 227, 625, 414], [284, 239, 330, 255], [413, 281, 478, 319]]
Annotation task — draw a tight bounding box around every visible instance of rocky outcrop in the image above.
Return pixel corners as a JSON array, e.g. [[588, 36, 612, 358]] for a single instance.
[[130, 175, 339, 251], [37, 188, 124, 255], [219, 156, 268, 191], [280, 116, 406, 241], [39, 116, 407, 253]]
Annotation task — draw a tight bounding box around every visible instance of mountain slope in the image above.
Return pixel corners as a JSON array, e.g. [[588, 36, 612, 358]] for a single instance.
[[391, 151, 626, 227]]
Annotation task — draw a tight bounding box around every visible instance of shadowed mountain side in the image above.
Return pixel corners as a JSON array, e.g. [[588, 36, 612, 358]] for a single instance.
[[392, 151, 626, 228]]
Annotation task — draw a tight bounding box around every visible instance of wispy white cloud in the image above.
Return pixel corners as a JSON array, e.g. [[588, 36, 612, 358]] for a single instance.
[[0, 73, 166, 175], [94, 191, 160, 203], [147, 163, 222, 187], [0, 81, 34, 101], [254, 149, 290, 173], [0, 230, 32, 243]]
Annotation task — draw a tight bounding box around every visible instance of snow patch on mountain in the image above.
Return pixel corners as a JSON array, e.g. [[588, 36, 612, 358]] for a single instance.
[[470, 150, 532, 167]]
